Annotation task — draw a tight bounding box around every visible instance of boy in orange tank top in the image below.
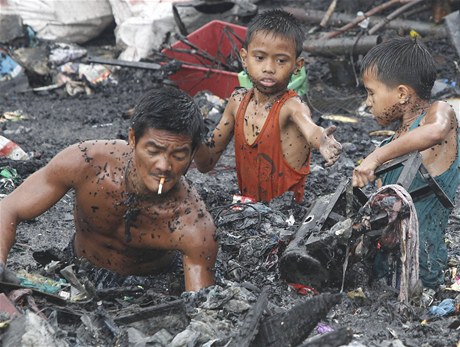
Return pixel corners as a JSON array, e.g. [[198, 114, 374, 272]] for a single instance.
[[194, 8, 342, 202]]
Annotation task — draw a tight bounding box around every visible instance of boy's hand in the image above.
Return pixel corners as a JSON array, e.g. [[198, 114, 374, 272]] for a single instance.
[[352, 155, 381, 187], [319, 125, 342, 167], [0, 262, 20, 284]]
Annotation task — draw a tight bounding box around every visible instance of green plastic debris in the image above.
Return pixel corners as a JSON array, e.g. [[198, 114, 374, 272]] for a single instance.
[[0, 167, 17, 180], [17, 270, 67, 294], [237, 66, 309, 96]]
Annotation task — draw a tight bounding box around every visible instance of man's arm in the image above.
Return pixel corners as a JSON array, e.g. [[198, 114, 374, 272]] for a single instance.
[[194, 91, 239, 173], [180, 213, 218, 292], [288, 99, 342, 166], [353, 101, 456, 187], [0, 144, 83, 265]]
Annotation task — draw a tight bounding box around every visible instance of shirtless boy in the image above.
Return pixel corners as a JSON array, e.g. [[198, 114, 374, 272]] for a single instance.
[[194, 9, 342, 203], [0, 86, 218, 292], [353, 37, 459, 289]]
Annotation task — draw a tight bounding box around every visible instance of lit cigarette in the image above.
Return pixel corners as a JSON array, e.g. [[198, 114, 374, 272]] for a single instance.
[[158, 177, 165, 195]]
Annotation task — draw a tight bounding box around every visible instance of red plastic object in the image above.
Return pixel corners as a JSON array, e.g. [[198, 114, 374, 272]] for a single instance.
[[0, 293, 21, 317], [162, 20, 247, 99]]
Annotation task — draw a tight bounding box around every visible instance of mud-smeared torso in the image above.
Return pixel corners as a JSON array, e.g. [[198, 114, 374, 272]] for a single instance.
[[71, 140, 211, 275]]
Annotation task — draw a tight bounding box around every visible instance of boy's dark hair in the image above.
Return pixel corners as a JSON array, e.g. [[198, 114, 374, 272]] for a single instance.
[[244, 8, 305, 57], [360, 37, 436, 100], [131, 86, 204, 149]]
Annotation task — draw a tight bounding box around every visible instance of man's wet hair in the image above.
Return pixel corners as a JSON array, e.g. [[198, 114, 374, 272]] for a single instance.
[[360, 37, 437, 100], [244, 8, 305, 58], [130, 86, 204, 149]]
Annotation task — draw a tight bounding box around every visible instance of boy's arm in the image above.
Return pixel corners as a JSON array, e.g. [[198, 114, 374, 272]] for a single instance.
[[353, 101, 456, 187], [194, 92, 238, 172], [289, 99, 342, 166], [0, 144, 82, 266]]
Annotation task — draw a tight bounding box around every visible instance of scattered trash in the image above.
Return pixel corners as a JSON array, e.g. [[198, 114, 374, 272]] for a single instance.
[[447, 276, 460, 292], [0, 110, 28, 122], [321, 114, 358, 123], [288, 282, 319, 296], [315, 322, 334, 334], [432, 78, 457, 97], [232, 194, 256, 204], [0, 293, 21, 318], [428, 298, 456, 317], [0, 49, 23, 81], [48, 42, 87, 67], [347, 287, 367, 299], [0, 135, 29, 160], [17, 270, 67, 295], [78, 63, 113, 86], [0, 166, 20, 193], [369, 130, 395, 137]]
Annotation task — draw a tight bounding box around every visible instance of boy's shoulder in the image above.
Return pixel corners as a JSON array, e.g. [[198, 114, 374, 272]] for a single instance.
[[425, 100, 458, 124], [429, 100, 456, 114], [230, 87, 250, 99]]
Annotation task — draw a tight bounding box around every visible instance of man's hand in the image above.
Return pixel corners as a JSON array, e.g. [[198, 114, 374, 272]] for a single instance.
[[0, 262, 20, 284], [352, 154, 381, 188], [319, 125, 342, 167]]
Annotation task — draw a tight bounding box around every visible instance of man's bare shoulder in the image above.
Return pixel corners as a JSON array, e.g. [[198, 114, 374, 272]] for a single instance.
[[72, 139, 130, 160], [179, 179, 216, 233], [47, 139, 129, 184]]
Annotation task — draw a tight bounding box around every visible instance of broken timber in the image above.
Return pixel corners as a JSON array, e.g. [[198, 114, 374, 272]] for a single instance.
[[284, 7, 447, 38], [303, 35, 382, 56], [113, 299, 189, 336], [251, 293, 342, 347], [228, 287, 269, 347]]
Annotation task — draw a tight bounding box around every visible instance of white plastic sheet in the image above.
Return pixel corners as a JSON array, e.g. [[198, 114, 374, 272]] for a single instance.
[[109, 0, 199, 61], [0, 0, 113, 44]]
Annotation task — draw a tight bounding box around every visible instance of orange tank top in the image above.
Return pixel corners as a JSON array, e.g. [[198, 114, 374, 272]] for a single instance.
[[234, 89, 310, 202]]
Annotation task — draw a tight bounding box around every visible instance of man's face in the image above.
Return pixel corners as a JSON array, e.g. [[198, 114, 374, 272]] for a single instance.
[[240, 31, 303, 95], [129, 128, 193, 195], [362, 70, 402, 126]]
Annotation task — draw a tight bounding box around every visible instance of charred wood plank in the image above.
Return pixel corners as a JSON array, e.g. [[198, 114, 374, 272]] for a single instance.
[[298, 327, 354, 347], [113, 299, 186, 325], [228, 287, 269, 347], [113, 299, 189, 337], [251, 293, 342, 347]]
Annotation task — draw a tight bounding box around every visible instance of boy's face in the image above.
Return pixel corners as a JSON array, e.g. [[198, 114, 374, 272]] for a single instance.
[[362, 69, 405, 126], [128, 127, 193, 195], [240, 30, 303, 95]]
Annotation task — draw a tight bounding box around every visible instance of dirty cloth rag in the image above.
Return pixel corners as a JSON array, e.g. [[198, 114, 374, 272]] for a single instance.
[[360, 184, 419, 302]]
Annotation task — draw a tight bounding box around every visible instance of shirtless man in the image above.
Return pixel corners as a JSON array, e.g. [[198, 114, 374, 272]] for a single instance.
[[0, 86, 218, 292]]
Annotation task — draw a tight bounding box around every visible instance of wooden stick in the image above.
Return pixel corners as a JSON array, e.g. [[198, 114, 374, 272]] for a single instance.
[[368, 0, 426, 35], [323, 0, 402, 39], [320, 0, 338, 27]]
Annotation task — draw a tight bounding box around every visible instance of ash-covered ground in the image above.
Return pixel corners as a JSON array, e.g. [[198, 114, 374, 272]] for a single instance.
[[1, 0, 460, 346]]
